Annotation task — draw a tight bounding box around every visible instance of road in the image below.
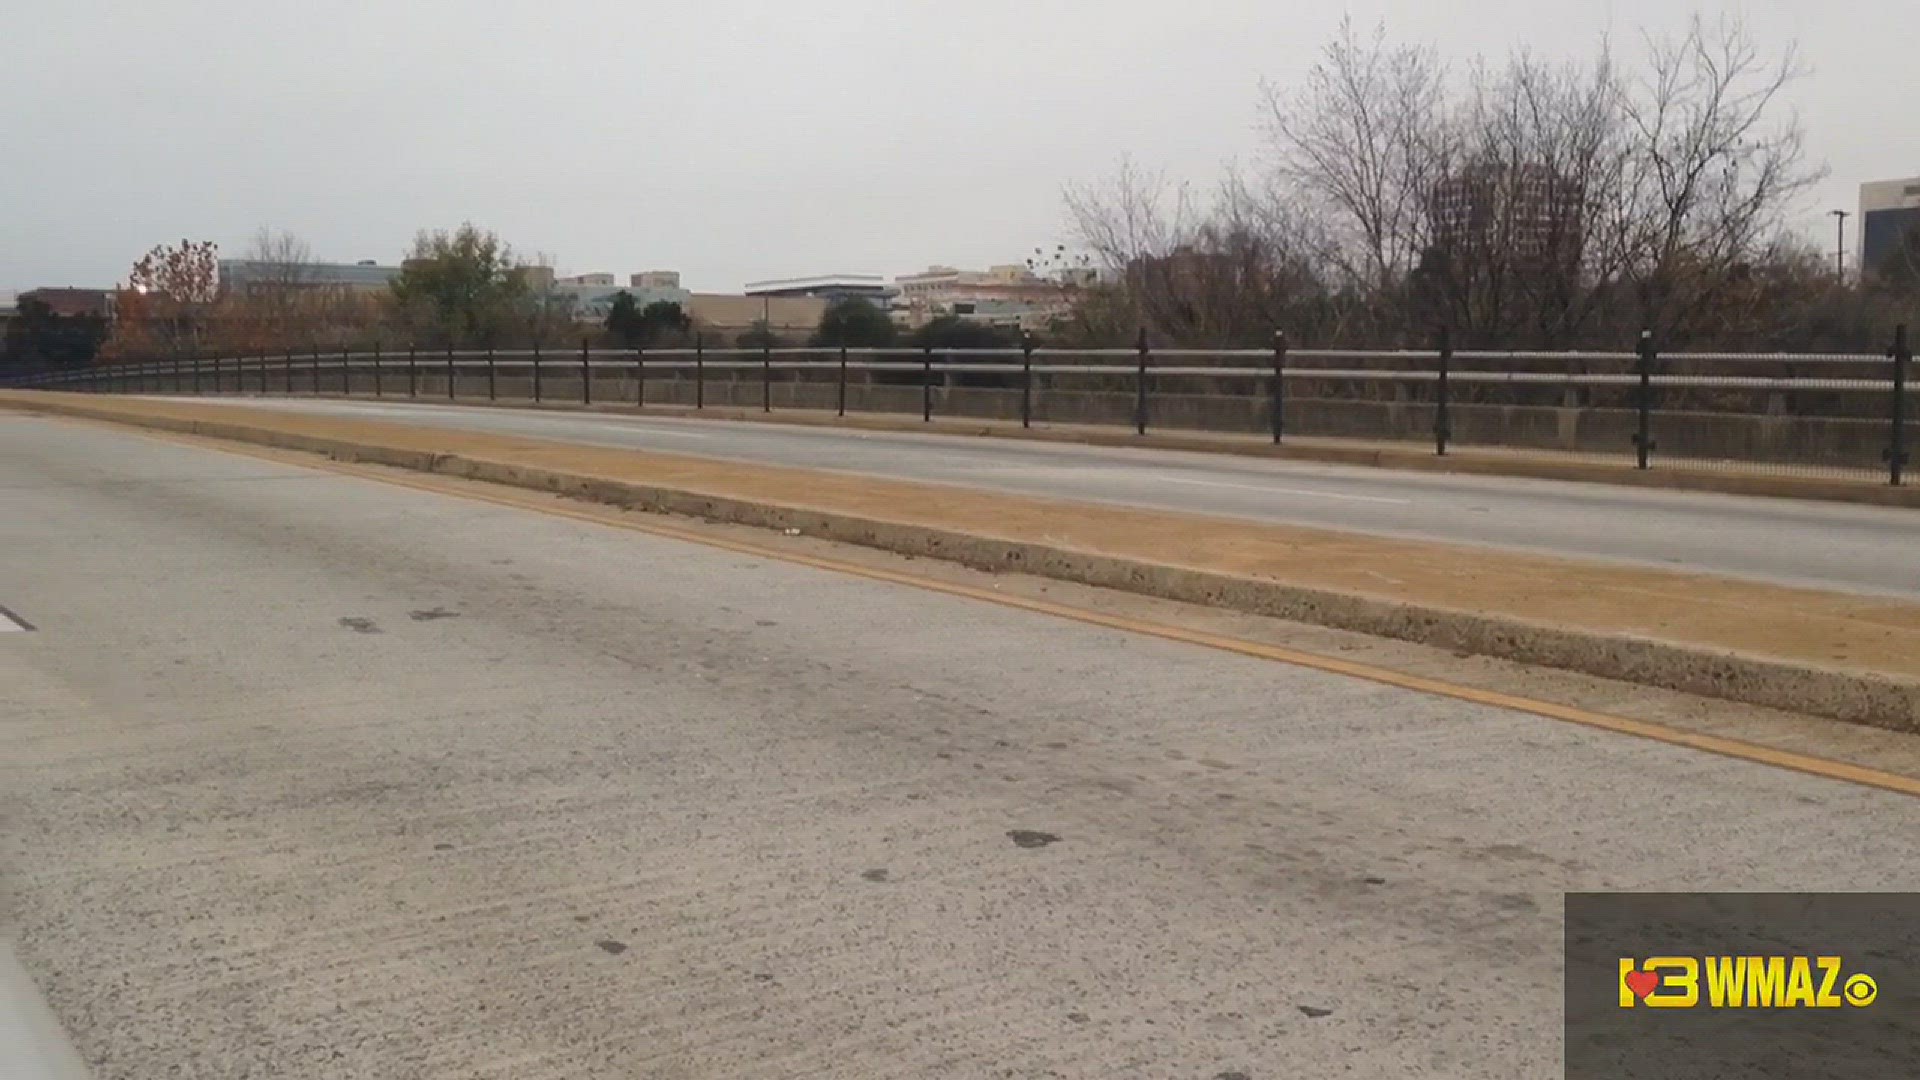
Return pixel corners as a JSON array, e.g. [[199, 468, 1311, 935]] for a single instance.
[[167, 395, 1920, 599], [5, 414, 1920, 1078]]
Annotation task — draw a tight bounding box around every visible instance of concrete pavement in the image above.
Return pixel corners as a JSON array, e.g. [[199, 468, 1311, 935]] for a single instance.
[[5, 414, 1920, 1078], [166, 395, 1920, 599]]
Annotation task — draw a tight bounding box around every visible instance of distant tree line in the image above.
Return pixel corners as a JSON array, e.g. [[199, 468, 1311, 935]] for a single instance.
[[2, 298, 109, 373], [1061, 16, 1917, 352]]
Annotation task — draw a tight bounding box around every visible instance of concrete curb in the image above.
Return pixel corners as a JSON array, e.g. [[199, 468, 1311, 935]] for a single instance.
[[11, 394, 1919, 733], [2, 941, 93, 1079], [284, 392, 1920, 510]]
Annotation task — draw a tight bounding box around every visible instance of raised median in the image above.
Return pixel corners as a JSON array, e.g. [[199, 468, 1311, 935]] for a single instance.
[[8, 389, 1919, 732]]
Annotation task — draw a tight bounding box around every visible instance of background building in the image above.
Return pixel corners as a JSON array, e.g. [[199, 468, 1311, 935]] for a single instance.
[[891, 264, 1069, 330], [218, 259, 400, 297], [1861, 177, 1920, 279], [744, 274, 893, 305], [17, 287, 116, 318], [688, 294, 828, 337], [1429, 162, 1583, 265], [521, 269, 693, 324]]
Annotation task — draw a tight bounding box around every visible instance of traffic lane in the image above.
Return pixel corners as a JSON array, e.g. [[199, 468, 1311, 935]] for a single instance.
[[169, 396, 1920, 598], [6, 416, 1919, 1079]]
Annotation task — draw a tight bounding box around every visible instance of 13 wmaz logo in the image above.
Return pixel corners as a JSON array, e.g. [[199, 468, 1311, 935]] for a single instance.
[[1619, 957, 1878, 1009]]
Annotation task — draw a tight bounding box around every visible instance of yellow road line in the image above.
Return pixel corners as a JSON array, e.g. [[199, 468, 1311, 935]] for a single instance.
[[103, 422, 1920, 800]]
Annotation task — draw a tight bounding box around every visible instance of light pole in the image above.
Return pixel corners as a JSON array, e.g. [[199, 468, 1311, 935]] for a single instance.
[[1830, 209, 1850, 280]]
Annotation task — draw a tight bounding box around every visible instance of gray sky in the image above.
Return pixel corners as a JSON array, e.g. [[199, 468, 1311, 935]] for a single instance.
[[3, 0, 1911, 293]]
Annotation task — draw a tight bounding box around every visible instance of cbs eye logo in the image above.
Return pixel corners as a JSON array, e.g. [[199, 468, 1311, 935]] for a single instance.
[[1619, 956, 1876, 1009]]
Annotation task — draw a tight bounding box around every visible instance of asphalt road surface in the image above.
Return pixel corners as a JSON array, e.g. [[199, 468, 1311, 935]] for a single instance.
[[6, 414, 1920, 1078], [168, 395, 1920, 599]]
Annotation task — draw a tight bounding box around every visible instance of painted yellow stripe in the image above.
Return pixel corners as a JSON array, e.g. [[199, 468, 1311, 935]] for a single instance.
[[109, 422, 1920, 801]]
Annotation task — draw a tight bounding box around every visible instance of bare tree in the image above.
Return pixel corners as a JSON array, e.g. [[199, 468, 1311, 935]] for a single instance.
[[1063, 17, 1830, 349], [1259, 18, 1455, 292], [219, 228, 318, 347], [243, 227, 314, 290], [1615, 16, 1825, 339]]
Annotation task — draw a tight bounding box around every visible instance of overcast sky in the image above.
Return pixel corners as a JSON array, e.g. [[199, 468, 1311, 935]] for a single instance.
[[3, 0, 1912, 294]]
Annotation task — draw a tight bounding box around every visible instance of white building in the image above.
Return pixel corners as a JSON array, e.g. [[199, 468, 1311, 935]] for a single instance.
[[891, 264, 1071, 330]]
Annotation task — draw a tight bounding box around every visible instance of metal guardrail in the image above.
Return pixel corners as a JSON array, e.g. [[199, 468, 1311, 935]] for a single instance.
[[5, 326, 1913, 484]]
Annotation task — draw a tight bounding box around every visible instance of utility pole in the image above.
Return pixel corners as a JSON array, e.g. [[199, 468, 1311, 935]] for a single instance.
[[1830, 209, 1850, 281]]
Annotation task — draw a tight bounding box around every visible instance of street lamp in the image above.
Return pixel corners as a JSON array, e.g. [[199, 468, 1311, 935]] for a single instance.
[[1829, 209, 1850, 280]]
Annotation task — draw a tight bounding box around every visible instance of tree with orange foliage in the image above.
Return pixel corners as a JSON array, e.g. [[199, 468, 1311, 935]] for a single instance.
[[112, 239, 219, 357]]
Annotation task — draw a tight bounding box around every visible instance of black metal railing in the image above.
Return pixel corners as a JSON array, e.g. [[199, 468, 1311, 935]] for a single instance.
[[6, 326, 1914, 485]]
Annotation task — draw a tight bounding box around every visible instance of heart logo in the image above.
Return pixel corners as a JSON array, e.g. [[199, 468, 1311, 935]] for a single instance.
[[1624, 968, 1661, 1001]]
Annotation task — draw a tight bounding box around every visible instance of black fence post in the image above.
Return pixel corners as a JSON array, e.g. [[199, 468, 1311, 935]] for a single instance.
[[486, 346, 496, 401], [192, 351, 202, 395], [443, 344, 454, 400], [635, 345, 645, 406], [1434, 326, 1452, 457], [580, 337, 590, 405], [1020, 332, 1034, 428], [311, 345, 321, 395], [283, 348, 292, 395], [1134, 327, 1150, 436], [694, 333, 705, 409], [373, 343, 383, 397], [212, 355, 223, 395], [922, 344, 933, 422], [837, 344, 848, 417], [173, 354, 183, 394], [761, 339, 772, 413], [532, 343, 542, 402], [1272, 330, 1288, 445], [1889, 324, 1910, 487], [408, 344, 418, 398], [340, 347, 348, 395], [1633, 328, 1657, 470]]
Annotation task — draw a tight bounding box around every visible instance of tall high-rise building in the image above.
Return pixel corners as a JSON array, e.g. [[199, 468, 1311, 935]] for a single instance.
[[1860, 177, 1920, 279], [1429, 163, 1583, 266]]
